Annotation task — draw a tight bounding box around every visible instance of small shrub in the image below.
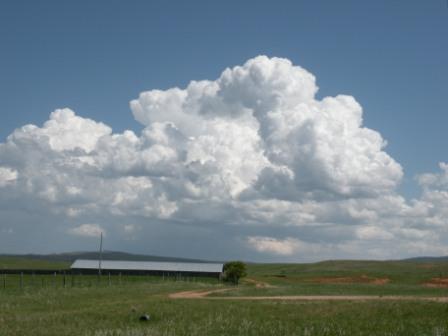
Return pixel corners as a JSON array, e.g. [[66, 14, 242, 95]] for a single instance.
[[223, 261, 247, 285]]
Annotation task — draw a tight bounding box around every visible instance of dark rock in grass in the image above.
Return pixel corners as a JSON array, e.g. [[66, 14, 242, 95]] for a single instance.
[[139, 314, 150, 322]]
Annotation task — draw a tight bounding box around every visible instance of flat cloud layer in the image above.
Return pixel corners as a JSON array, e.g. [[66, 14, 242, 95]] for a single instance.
[[0, 56, 446, 261]]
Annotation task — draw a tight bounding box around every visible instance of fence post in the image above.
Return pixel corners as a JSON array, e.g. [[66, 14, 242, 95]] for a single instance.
[[63, 272, 66, 288], [20, 272, 24, 290], [119, 272, 122, 285], [2, 274, 5, 290]]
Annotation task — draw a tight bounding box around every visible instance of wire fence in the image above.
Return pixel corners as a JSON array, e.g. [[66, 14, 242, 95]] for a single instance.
[[0, 272, 220, 292]]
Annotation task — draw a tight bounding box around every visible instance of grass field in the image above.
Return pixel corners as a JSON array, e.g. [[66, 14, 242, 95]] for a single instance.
[[219, 260, 448, 297], [0, 256, 69, 270], [1, 257, 448, 335]]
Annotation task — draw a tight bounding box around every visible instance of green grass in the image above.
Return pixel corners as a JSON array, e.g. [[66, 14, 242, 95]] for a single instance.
[[223, 260, 448, 297], [247, 260, 448, 284], [0, 256, 69, 270], [2, 258, 448, 335], [216, 282, 448, 297], [1, 281, 448, 335]]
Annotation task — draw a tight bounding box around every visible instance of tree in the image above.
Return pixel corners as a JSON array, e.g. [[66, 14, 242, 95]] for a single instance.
[[223, 261, 247, 285]]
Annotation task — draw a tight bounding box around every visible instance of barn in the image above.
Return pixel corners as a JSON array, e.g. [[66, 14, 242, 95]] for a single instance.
[[70, 259, 224, 278]]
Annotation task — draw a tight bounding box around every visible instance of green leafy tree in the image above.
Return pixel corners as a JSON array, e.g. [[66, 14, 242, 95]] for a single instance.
[[223, 261, 247, 285]]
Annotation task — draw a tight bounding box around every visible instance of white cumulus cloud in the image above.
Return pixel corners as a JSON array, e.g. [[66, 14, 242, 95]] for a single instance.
[[356, 226, 394, 240], [131, 56, 402, 202], [68, 224, 104, 238], [247, 236, 301, 255], [0, 167, 17, 187]]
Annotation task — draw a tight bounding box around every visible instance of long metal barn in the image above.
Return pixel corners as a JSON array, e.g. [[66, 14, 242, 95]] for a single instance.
[[70, 259, 224, 278]]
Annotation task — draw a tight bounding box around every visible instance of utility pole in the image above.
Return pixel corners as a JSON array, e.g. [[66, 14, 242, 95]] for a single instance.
[[98, 232, 103, 276]]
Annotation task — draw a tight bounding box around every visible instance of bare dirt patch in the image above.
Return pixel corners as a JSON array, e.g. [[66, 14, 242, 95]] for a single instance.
[[244, 278, 275, 288], [307, 275, 390, 285], [168, 288, 233, 299], [417, 263, 435, 269], [424, 278, 448, 288]]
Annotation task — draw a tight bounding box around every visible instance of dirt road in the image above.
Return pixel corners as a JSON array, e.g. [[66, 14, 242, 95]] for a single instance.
[[168, 288, 448, 302], [169, 288, 233, 299]]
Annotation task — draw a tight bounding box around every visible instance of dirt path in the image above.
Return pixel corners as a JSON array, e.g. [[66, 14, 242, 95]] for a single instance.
[[244, 278, 275, 288], [168, 288, 233, 299], [169, 288, 448, 302]]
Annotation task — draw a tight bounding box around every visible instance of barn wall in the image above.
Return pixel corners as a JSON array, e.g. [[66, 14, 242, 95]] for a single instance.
[[71, 268, 222, 278]]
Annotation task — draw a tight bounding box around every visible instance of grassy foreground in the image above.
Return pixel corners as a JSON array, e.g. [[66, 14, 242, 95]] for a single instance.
[[1, 281, 448, 336], [1, 258, 448, 335]]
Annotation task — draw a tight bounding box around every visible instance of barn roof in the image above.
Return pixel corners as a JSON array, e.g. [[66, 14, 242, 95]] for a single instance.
[[70, 259, 223, 273]]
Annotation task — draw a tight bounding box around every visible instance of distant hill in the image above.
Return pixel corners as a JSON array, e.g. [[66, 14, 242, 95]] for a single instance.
[[0, 251, 213, 266], [3, 251, 448, 271], [402, 256, 448, 263]]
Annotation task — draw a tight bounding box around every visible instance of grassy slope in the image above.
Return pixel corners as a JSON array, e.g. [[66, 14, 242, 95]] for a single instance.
[[247, 259, 448, 282], [0, 251, 211, 270], [0, 256, 69, 270], [217, 260, 448, 297], [0, 251, 210, 264]]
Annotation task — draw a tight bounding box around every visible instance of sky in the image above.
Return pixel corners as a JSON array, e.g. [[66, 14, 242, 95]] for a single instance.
[[0, 1, 447, 261]]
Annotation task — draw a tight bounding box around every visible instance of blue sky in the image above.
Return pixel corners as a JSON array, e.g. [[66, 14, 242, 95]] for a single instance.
[[0, 1, 447, 260]]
